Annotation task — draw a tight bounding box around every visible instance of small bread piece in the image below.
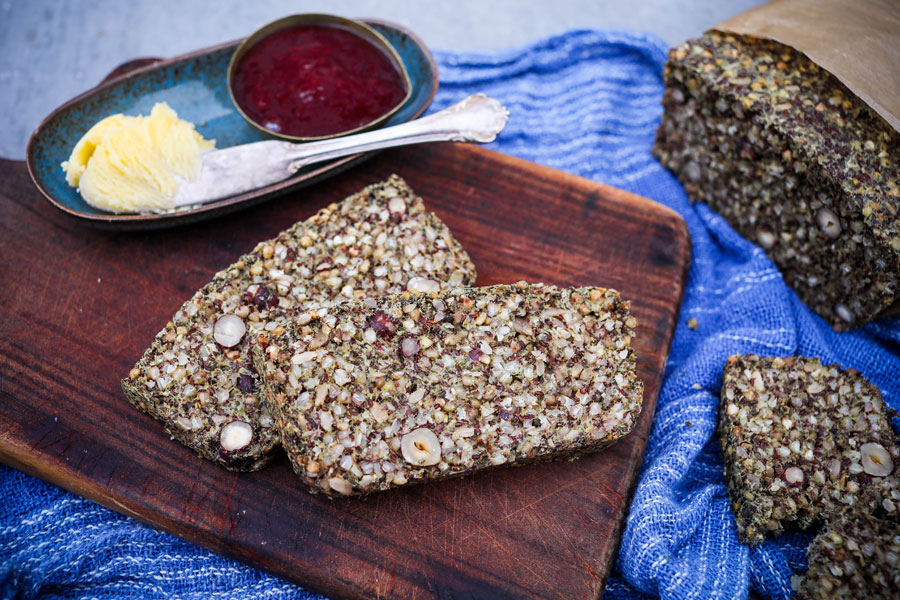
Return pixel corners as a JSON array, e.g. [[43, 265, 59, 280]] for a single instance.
[[654, 32, 900, 330], [719, 354, 899, 545], [122, 176, 476, 471], [793, 512, 900, 600], [260, 283, 643, 496]]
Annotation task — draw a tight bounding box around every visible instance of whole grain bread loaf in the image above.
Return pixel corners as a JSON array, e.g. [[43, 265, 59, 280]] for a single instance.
[[655, 32, 900, 330]]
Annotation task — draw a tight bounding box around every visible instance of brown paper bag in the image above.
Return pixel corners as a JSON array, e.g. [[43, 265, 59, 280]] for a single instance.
[[714, 0, 900, 132]]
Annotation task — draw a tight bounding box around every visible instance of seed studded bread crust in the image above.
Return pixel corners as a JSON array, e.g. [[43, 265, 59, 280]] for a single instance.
[[654, 32, 900, 330], [793, 512, 900, 600], [122, 176, 476, 471], [719, 354, 899, 545], [258, 283, 643, 496]]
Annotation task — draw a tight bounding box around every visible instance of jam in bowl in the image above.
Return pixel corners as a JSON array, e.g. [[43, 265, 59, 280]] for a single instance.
[[228, 14, 412, 141]]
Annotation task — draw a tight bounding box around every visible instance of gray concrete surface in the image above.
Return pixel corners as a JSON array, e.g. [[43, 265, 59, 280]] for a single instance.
[[0, 0, 763, 160]]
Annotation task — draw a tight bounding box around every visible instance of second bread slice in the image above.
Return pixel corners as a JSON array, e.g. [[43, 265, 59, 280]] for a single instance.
[[258, 283, 644, 496]]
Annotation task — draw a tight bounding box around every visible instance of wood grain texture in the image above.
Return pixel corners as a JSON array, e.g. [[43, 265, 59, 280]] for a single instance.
[[0, 143, 689, 600]]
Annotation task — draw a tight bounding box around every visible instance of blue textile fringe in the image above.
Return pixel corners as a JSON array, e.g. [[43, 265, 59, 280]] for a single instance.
[[3, 29, 899, 600]]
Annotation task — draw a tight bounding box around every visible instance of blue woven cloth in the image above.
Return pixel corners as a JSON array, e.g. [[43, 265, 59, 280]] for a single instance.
[[3, 29, 900, 600]]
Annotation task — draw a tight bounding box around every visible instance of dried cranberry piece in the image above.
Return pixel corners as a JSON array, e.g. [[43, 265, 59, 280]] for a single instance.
[[252, 285, 278, 310], [366, 311, 397, 339], [469, 348, 484, 363], [244, 284, 277, 310], [237, 373, 256, 393]]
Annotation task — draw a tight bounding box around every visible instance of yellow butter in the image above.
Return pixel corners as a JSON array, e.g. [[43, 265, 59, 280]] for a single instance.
[[60, 103, 214, 213]]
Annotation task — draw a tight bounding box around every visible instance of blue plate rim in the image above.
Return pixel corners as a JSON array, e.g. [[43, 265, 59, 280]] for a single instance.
[[25, 19, 438, 230]]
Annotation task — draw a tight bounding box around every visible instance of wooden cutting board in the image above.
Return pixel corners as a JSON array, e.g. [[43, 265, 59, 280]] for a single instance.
[[0, 142, 689, 599]]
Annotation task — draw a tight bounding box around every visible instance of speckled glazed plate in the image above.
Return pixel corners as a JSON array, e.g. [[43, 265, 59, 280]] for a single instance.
[[26, 20, 437, 230]]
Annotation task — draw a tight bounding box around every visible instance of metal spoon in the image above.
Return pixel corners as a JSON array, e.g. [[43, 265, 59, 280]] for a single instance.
[[172, 93, 508, 208]]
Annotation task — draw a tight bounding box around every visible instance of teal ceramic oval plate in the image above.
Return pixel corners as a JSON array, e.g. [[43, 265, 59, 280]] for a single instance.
[[26, 20, 437, 230]]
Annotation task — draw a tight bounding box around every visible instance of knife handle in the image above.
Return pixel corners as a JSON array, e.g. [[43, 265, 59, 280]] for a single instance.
[[286, 94, 509, 174]]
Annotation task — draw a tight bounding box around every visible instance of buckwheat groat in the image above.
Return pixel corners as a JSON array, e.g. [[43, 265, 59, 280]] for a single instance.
[[122, 176, 476, 471], [719, 354, 899, 545], [654, 32, 900, 330], [793, 512, 900, 600], [259, 283, 643, 496]]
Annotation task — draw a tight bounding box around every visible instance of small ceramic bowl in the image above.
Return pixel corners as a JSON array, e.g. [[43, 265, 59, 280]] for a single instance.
[[228, 14, 413, 142]]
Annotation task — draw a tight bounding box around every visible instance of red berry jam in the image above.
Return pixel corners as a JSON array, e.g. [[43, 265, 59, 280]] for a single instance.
[[231, 24, 408, 138]]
